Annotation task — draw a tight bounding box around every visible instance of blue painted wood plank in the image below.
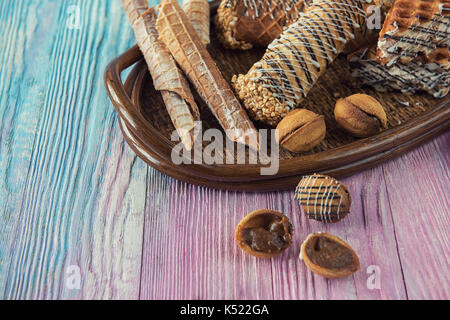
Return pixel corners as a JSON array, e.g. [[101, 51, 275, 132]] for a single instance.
[[0, 0, 148, 299]]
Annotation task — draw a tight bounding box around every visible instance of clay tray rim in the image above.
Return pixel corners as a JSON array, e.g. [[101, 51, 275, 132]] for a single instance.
[[105, 45, 450, 185]]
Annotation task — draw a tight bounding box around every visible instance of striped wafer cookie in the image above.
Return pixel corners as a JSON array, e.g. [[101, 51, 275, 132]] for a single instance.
[[122, 2, 200, 150], [122, 0, 148, 25], [377, 0, 450, 66]]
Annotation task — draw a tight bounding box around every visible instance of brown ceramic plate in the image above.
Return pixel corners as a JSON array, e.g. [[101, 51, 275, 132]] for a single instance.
[[105, 2, 450, 191]]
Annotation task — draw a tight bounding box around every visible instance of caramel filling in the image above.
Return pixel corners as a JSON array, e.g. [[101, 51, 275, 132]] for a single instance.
[[241, 217, 292, 253], [305, 236, 355, 269]]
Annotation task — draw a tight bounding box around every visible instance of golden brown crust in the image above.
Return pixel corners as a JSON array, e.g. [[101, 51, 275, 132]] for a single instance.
[[121, 0, 148, 25], [334, 94, 387, 138], [301, 232, 360, 278], [215, 3, 253, 50]]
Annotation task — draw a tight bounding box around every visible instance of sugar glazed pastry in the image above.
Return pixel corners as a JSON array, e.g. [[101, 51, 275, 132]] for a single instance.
[[233, 0, 381, 126], [214, 0, 311, 50], [349, 46, 450, 98], [377, 0, 450, 67], [122, 1, 200, 150], [183, 0, 210, 45], [300, 232, 360, 278], [157, 0, 259, 150], [295, 174, 352, 223], [236, 209, 294, 258]]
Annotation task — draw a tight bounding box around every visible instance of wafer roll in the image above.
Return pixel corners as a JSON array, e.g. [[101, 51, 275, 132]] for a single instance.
[[157, 0, 259, 150], [183, 0, 210, 45], [349, 45, 449, 97], [377, 0, 450, 67], [122, 0, 148, 25], [215, 0, 310, 50], [233, 0, 374, 126], [123, 2, 200, 150]]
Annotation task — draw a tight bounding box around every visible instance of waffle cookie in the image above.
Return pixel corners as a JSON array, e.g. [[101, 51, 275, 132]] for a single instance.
[[157, 0, 259, 150], [349, 45, 449, 97], [122, 0, 148, 25], [295, 174, 352, 223], [183, 0, 210, 45], [214, 0, 311, 50], [377, 0, 450, 66], [122, 2, 200, 150], [233, 0, 377, 126]]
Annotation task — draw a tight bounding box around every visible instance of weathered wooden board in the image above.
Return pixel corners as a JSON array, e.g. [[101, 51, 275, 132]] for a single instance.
[[0, 0, 448, 300]]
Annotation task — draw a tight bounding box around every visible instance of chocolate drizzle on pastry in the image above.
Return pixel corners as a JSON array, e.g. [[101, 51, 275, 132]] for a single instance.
[[377, 0, 450, 66], [233, 0, 378, 126], [295, 174, 352, 223], [350, 46, 449, 97]]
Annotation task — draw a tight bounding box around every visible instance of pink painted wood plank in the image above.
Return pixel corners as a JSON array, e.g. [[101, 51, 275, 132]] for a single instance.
[[138, 135, 450, 299], [381, 133, 450, 299]]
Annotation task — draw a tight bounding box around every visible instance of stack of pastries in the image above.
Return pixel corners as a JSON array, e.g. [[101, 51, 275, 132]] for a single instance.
[[122, 0, 449, 151], [349, 0, 449, 99]]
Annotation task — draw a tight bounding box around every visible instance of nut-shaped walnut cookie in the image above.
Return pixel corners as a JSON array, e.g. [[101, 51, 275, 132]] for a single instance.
[[276, 109, 326, 153], [334, 94, 387, 137]]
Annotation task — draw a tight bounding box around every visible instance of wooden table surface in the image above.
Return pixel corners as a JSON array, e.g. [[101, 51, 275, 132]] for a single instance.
[[0, 0, 449, 300]]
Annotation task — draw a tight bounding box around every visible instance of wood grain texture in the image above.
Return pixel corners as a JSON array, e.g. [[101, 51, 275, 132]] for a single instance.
[[0, 0, 449, 300], [0, 0, 147, 299]]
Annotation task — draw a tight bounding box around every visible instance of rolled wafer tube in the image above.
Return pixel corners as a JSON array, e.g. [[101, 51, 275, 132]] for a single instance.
[[182, 0, 210, 45], [157, 0, 259, 151], [377, 0, 450, 67], [123, 2, 200, 150], [233, 0, 380, 126], [122, 0, 148, 25]]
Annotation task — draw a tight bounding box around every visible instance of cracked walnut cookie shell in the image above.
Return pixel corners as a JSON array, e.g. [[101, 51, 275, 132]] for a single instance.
[[235, 209, 294, 258], [295, 174, 352, 223], [300, 232, 360, 278]]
